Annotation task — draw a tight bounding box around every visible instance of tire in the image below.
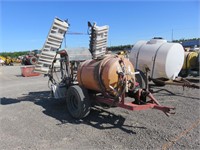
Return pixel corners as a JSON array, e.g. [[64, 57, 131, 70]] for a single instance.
[[29, 56, 37, 65], [135, 69, 147, 89], [178, 69, 188, 78], [66, 85, 91, 119], [152, 78, 168, 86]]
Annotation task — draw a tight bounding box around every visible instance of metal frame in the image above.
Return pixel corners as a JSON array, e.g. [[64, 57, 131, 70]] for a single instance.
[[144, 68, 200, 90], [48, 51, 175, 116], [95, 93, 175, 116]]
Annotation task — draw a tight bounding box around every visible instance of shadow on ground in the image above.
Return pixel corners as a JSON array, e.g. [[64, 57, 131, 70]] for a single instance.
[[0, 91, 147, 134], [149, 84, 200, 100]]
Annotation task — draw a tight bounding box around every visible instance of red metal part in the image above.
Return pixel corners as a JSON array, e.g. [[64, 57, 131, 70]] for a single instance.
[[58, 49, 68, 57], [95, 96, 175, 116], [21, 66, 40, 77]]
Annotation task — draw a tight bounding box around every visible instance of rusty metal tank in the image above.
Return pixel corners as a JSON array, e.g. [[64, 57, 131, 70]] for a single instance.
[[77, 54, 135, 95]]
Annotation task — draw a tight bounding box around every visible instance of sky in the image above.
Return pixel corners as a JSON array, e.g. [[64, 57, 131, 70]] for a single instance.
[[0, 0, 199, 52]]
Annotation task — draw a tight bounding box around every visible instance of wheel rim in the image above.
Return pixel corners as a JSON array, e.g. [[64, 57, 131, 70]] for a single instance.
[[32, 58, 36, 63]]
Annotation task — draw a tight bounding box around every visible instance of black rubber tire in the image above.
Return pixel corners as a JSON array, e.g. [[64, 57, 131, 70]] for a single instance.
[[178, 69, 188, 78], [135, 69, 147, 89], [152, 78, 168, 86], [29, 56, 37, 65], [66, 85, 91, 119]]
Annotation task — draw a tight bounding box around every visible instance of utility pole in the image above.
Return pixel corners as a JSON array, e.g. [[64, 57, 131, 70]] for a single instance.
[[171, 29, 174, 42]]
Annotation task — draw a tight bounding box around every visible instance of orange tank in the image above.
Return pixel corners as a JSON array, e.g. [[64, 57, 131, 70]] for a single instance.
[[77, 54, 135, 96]]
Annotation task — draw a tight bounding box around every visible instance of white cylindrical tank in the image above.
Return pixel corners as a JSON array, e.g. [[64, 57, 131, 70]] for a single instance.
[[129, 38, 185, 79]]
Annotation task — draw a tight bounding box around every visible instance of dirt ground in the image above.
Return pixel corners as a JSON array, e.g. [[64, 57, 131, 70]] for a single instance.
[[0, 65, 200, 150]]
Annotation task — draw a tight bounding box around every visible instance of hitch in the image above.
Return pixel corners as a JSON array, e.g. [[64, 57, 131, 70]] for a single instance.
[[96, 89, 176, 116], [152, 104, 176, 116], [139, 90, 176, 116], [147, 92, 175, 116]]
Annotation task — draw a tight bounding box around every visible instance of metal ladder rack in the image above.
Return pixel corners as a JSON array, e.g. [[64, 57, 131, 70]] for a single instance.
[[89, 22, 109, 59], [34, 18, 69, 74]]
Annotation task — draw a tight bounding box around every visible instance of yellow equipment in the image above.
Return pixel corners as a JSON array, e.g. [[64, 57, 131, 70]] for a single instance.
[[0, 56, 13, 66], [179, 51, 199, 77], [182, 51, 198, 70]]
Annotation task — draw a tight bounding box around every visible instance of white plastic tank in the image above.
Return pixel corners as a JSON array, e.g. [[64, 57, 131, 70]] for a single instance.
[[129, 38, 185, 79]]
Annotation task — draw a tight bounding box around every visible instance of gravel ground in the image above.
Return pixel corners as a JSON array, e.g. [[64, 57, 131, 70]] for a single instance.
[[0, 65, 200, 150]]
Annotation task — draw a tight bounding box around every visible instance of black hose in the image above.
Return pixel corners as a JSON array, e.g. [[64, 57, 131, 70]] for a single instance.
[[97, 55, 128, 105]]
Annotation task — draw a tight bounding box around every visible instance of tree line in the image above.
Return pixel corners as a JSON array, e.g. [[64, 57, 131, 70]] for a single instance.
[[0, 51, 29, 58], [0, 45, 133, 58], [107, 44, 133, 51], [173, 38, 200, 43], [1, 38, 199, 58]]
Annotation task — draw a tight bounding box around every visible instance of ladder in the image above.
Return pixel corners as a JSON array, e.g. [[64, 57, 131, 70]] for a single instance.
[[34, 18, 69, 74]]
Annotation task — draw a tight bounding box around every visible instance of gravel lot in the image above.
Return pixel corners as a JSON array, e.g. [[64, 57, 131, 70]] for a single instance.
[[0, 65, 200, 150]]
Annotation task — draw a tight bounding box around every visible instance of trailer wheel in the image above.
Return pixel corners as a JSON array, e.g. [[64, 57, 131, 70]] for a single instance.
[[66, 85, 91, 119], [135, 69, 147, 89]]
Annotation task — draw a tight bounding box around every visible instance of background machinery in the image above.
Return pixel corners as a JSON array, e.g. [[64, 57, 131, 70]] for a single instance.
[[21, 50, 41, 65], [0, 56, 14, 66], [129, 38, 199, 89], [179, 51, 199, 77]]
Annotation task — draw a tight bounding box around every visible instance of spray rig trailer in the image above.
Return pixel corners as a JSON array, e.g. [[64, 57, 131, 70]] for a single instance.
[[35, 18, 175, 119]]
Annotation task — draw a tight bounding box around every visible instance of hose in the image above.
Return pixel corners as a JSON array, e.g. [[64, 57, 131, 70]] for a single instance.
[[97, 55, 128, 106]]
